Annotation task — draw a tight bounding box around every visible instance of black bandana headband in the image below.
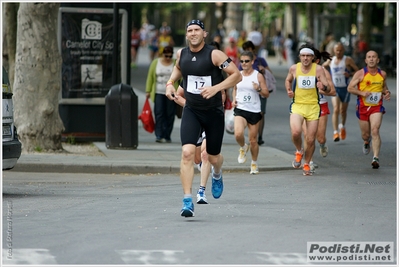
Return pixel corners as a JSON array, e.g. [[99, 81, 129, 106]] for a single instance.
[[186, 19, 205, 30]]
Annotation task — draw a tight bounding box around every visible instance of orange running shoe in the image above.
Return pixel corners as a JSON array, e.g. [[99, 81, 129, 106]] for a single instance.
[[340, 127, 346, 140], [303, 163, 312, 176], [333, 133, 340, 142], [292, 149, 303, 168]]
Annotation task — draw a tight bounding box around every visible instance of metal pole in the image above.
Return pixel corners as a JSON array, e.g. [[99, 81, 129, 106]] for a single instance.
[[112, 3, 119, 85]]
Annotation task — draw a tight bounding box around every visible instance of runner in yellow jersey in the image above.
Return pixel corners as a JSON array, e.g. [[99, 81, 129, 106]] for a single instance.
[[285, 45, 332, 175], [347, 50, 391, 169]]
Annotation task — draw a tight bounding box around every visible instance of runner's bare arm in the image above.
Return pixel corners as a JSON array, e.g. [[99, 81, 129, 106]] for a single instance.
[[347, 69, 366, 96], [285, 65, 295, 98], [199, 49, 242, 99]]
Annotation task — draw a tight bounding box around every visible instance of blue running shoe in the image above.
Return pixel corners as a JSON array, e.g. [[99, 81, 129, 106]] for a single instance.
[[211, 168, 223, 199], [180, 198, 194, 217]]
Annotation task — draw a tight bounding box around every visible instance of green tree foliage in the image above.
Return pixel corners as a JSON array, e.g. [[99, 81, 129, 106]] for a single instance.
[[241, 3, 287, 28]]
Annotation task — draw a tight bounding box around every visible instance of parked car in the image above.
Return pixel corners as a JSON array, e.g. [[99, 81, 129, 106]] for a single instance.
[[2, 66, 21, 170]]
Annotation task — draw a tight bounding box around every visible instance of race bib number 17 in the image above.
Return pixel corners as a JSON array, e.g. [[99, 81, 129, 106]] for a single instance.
[[187, 75, 212, 94]]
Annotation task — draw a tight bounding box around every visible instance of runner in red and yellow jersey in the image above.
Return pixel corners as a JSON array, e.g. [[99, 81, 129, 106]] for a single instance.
[[347, 50, 391, 169]]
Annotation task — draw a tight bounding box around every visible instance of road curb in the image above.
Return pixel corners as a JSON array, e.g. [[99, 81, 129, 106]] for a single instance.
[[11, 163, 294, 175]]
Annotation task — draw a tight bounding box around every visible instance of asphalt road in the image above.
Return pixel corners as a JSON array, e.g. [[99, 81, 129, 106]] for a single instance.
[[2, 169, 396, 265]]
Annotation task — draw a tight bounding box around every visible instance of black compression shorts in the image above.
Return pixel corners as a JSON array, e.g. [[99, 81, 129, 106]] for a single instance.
[[180, 105, 225, 156]]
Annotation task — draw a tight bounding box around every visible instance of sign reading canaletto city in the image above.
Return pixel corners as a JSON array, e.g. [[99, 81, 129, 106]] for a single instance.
[[59, 8, 125, 99]]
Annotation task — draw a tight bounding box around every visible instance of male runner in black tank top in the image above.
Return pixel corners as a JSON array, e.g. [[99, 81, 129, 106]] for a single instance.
[[165, 19, 241, 217]]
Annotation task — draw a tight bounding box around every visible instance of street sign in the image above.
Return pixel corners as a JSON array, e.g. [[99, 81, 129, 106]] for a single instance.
[[57, 7, 128, 101]]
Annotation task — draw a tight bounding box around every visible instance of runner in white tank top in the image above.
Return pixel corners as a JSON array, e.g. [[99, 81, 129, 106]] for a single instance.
[[322, 43, 359, 142], [236, 69, 262, 113], [232, 51, 269, 175]]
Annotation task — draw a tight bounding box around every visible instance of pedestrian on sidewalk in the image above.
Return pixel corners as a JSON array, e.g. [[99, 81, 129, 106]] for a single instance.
[[233, 51, 269, 174], [130, 26, 141, 68], [320, 32, 336, 57], [285, 44, 332, 176], [347, 50, 391, 169], [158, 26, 175, 57], [225, 37, 239, 67], [165, 19, 241, 217], [237, 30, 247, 56], [272, 31, 284, 65], [148, 29, 159, 61], [247, 26, 263, 56], [146, 46, 179, 143], [284, 33, 296, 68], [322, 42, 359, 142]]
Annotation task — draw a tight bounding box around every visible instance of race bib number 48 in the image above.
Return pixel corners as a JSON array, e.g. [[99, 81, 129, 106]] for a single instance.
[[187, 75, 212, 94]]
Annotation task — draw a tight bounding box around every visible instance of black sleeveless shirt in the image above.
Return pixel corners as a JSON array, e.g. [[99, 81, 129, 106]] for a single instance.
[[180, 44, 224, 110]]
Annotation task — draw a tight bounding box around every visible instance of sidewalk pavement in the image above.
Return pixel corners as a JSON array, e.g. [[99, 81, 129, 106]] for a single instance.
[[11, 47, 396, 175]]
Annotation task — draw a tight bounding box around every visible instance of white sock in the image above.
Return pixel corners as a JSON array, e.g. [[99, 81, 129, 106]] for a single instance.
[[212, 167, 222, 179]]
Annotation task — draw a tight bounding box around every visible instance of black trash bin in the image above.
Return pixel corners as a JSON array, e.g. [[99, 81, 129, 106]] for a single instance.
[[105, 83, 138, 149]]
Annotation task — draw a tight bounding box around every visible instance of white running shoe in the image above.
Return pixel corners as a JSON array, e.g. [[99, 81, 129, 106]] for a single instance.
[[196, 190, 208, 204], [250, 163, 259, 174], [309, 161, 316, 173], [319, 144, 328, 157], [363, 139, 371, 155], [238, 144, 249, 164]]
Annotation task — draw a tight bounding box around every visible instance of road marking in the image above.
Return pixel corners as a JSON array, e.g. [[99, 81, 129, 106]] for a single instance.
[[2, 249, 57, 264], [248, 251, 308, 264], [115, 249, 187, 264], [2, 249, 307, 264]]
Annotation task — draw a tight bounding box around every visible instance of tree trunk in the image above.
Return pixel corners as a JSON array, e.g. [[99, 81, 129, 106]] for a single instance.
[[13, 3, 64, 153], [306, 3, 315, 40], [2, 3, 19, 86], [361, 4, 372, 46]]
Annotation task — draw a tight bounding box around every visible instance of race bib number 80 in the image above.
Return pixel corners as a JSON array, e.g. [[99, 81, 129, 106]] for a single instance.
[[297, 76, 315, 89], [187, 75, 212, 94]]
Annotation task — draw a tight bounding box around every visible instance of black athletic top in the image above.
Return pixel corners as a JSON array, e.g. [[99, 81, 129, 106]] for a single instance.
[[180, 44, 224, 110]]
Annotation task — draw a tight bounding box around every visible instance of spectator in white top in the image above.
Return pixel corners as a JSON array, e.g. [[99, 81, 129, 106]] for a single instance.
[[247, 26, 263, 56], [159, 21, 171, 35], [284, 33, 295, 68]]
